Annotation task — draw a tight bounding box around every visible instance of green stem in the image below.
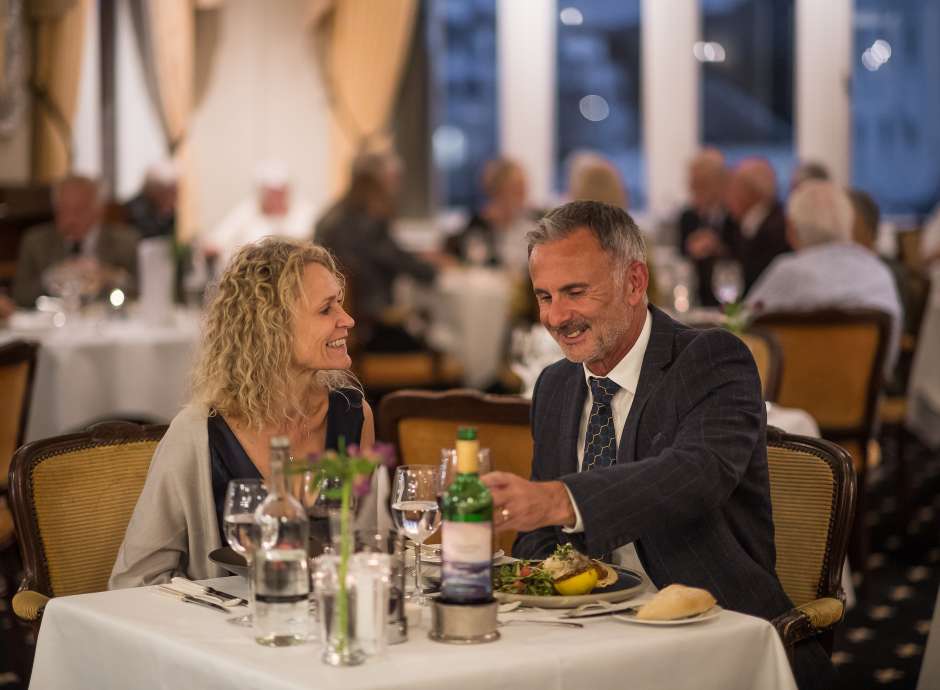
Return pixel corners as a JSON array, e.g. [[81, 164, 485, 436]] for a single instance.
[[337, 477, 352, 653]]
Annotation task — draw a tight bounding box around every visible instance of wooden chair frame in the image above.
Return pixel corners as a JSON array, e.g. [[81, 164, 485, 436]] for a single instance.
[[9, 421, 166, 629], [377, 389, 531, 453]]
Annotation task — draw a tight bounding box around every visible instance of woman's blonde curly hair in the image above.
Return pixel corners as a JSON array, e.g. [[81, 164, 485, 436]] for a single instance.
[[192, 237, 360, 431]]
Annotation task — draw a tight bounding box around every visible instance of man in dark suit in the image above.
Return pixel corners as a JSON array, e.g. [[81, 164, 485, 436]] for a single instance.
[[678, 148, 739, 306], [13, 175, 140, 308], [725, 158, 791, 295], [482, 200, 832, 690]]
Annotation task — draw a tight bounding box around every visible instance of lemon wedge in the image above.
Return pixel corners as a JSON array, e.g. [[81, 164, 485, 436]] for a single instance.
[[553, 568, 598, 596]]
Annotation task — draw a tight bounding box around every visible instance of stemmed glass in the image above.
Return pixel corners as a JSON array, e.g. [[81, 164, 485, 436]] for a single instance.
[[391, 465, 441, 606], [440, 447, 491, 492], [222, 478, 267, 626], [712, 259, 744, 305]]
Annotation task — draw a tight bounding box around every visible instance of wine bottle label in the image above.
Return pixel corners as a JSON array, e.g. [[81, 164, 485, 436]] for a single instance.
[[441, 521, 492, 601]]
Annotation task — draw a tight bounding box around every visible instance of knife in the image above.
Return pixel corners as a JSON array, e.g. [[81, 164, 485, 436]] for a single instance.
[[171, 577, 248, 607], [157, 586, 231, 613], [563, 604, 640, 619]]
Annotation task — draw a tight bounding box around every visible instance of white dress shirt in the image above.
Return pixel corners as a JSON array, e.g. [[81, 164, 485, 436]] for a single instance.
[[740, 202, 772, 240], [562, 310, 656, 588]]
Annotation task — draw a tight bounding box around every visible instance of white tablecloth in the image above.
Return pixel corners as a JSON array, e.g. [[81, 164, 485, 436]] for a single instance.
[[425, 267, 513, 389], [29, 577, 796, 690], [918, 584, 940, 690], [1, 308, 200, 442]]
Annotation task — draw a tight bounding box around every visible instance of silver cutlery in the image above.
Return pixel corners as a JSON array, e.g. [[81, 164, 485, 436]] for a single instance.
[[563, 604, 640, 619], [170, 577, 248, 607], [499, 619, 584, 629], [157, 586, 231, 613]]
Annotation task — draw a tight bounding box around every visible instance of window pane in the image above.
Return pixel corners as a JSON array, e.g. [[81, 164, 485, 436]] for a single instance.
[[556, 1, 645, 209], [700, 0, 794, 195], [853, 0, 940, 217], [428, 0, 498, 210]]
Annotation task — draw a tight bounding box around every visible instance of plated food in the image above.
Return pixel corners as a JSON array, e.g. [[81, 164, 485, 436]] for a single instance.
[[494, 544, 642, 608]]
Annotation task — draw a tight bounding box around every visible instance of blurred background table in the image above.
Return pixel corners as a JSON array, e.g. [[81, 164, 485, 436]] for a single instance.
[[424, 266, 513, 389], [0, 307, 200, 442]]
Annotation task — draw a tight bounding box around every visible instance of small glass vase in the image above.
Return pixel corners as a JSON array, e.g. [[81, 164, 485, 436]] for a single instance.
[[315, 554, 365, 666]]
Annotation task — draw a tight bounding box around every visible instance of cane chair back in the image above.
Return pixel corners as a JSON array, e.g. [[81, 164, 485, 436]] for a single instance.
[[766, 427, 856, 655], [9, 422, 165, 611], [739, 328, 782, 402], [378, 389, 532, 553]]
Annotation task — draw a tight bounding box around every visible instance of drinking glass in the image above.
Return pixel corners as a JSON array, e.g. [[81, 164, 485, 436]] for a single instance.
[[223, 479, 267, 626], [439, 447, 491, 492], [391, 465, 441, 606], [712, 259, 744, 305]]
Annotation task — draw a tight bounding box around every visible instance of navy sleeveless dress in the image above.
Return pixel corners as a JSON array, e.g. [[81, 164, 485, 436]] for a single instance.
[[208, 388, 365, 542]]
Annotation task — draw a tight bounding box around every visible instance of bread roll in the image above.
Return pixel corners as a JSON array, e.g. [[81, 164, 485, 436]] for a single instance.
[[635, 584, 717, 621]]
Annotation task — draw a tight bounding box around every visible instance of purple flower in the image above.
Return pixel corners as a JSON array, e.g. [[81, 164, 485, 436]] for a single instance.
[[369, 442, 398, 469], [352, 473, 372, 498]]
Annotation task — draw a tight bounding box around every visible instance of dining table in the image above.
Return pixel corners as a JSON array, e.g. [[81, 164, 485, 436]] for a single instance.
[[1, 306, 201, 442], [28, 575, 798, 690]]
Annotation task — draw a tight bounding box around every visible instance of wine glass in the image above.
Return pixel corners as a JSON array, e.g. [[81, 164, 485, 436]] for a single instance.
[[439, 447, 491, 492], [712, 259, 744, 306], [391, 465, 441, 606], [223, 479, 267, 626]]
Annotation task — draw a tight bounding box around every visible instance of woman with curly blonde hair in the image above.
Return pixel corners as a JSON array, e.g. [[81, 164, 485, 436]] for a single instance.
[[110, 238, 376, 588]]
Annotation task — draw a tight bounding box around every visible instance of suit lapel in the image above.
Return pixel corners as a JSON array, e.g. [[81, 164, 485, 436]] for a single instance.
[[618, 306, 676, 464], [557, 363, 587, 477]]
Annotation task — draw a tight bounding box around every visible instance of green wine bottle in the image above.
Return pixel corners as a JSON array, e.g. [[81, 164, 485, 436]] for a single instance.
[[441, 427, 494, 603]]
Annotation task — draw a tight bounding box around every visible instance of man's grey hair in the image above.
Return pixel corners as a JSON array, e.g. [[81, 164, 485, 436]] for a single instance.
[[527, 200, 647, 266], [787, 180, 854, 248]]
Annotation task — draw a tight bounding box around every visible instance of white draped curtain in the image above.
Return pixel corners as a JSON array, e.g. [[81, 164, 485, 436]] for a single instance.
[[309, 0, 418, 196]]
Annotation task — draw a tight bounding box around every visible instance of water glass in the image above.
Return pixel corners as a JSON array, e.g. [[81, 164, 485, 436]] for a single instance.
[[391, 465, 442, 606], [314, 554, 365, 666], [350, 552, 392, 657], [355, 531, 407, 645], [223, 479, 267, 626]]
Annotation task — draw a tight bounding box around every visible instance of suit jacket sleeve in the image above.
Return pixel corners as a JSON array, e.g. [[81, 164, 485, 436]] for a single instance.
[[511, 368, 589, 559], [562, 329, 764, 557]]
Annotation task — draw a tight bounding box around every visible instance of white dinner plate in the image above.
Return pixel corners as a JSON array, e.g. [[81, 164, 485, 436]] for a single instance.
[[613, 605, 722, 626]]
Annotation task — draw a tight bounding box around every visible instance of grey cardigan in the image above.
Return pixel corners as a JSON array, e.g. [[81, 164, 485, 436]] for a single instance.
[[110, 403, 224, 589], [109, 402, 390, 589]]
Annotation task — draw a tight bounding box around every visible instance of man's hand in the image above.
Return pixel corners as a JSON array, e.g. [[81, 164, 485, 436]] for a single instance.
[[481, 471, 575, 533], [685, 228, 721, 260]]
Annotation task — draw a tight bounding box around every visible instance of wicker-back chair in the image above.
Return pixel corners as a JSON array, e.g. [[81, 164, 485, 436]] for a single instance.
[[378, 389, 532, 554], [739, 328, 783, 402], [9, 421, 165, 631], [752, 309, 890, 578], [766, 427, 856, 658]]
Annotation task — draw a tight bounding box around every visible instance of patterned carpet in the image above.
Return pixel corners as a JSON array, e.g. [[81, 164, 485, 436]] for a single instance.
[[1, 438, 937, 689]]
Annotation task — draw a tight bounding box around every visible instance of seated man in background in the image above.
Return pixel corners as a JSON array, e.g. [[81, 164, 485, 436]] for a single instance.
[[445, 157, 534, 274], [201, 161, 314, 267], [677, 148, 739, 306], [316, 150, 448, 351], [725, 157, 791, 295], [123, 160, 178, 239], [13, 175, 140, 308], [482, 200, 831, 690], [746, 180, 903, 374]]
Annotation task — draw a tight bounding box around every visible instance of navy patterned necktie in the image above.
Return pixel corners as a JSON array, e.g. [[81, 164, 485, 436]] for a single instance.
[[583, 377, 621, 471]]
